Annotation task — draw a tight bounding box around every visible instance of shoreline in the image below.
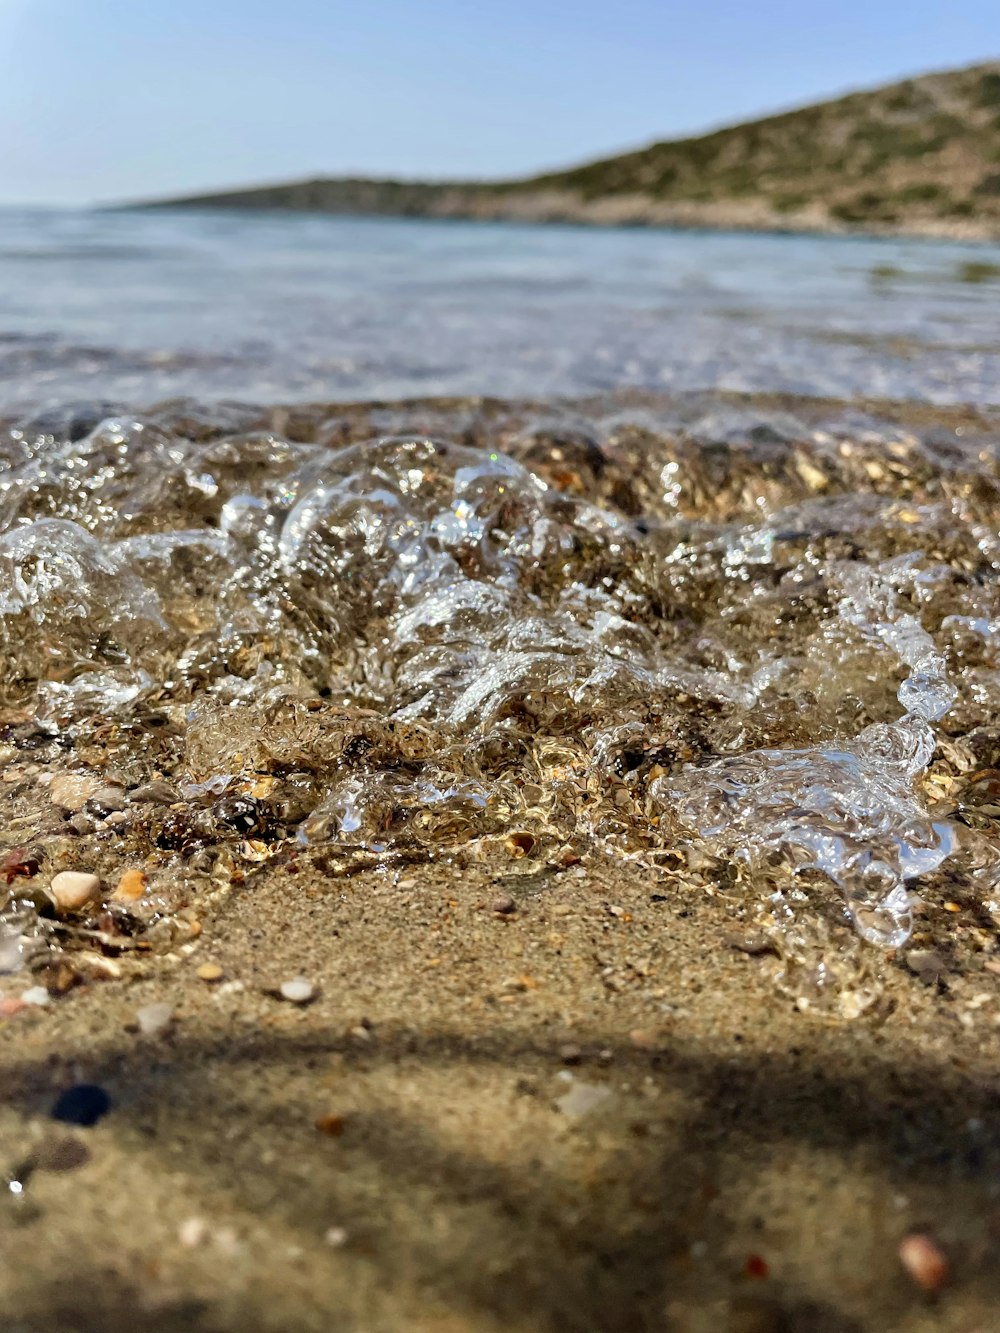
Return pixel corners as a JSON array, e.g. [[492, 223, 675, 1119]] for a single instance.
[[123, 193, 1000, 246]]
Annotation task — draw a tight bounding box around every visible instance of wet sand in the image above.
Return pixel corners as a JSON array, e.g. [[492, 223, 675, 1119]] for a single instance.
[[3, 852, 1000, 1332]]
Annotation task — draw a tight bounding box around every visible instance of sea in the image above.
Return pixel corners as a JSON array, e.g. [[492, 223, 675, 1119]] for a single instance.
[[0, 206, 999, 411]]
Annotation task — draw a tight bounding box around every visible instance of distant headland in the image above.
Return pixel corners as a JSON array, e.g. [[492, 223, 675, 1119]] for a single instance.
[[125, 60, 1000, 241]]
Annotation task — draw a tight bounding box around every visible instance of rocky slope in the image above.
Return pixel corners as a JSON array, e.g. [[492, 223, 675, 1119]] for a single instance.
[[139, 61, 1000, 239]]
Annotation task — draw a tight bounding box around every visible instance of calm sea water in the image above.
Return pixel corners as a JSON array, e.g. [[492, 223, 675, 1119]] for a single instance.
[[1, 206, 999, 412]]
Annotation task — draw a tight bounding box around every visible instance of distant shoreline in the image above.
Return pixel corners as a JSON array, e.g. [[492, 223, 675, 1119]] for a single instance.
[[122, 193, 1000, 245]]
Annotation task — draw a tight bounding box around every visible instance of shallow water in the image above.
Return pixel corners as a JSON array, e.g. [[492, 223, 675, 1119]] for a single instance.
[[2, 208, 1000, 408], [2, 210, 1000, 1014], [2, 390, 1000, 1017]]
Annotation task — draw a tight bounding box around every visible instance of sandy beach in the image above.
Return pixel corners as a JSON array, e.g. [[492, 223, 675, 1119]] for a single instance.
[[4, 849, 1000, 1333], [2, 390, 1000, 1331]]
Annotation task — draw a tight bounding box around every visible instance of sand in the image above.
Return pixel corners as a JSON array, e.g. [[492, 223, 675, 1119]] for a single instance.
[[2, 852, 1000, 1333]]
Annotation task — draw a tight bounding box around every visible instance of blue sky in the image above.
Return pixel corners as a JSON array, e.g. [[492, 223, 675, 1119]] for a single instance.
[[2, 0, 997, 204]]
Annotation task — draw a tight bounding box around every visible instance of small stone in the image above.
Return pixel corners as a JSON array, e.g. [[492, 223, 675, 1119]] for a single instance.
[[559, 1043, 584, 1065], [555, 1080, 612, 1119], [899, 1232, 948, 1292], [492, 895, 517, 915], [743, 1253, 770, 1280], [724, 931, 777, 956], [104, 812, 128, 829], [38, 960, 80, 994], [279, 977, 315, 1005], [324, 1226, 348, 1248], [197, 962, 224, 983], [50, 871, 100, 913], [179, 1216, 209, 1248], [212, 1226, 241, 1257], [136, 1003, 174, 1037], [906, 950, 947, 986], [315, 1113, 347, 1137], [27, 1136, 90, 1173], [628, 1028, 659, 1050], [19, 987, 50, 1007], [67, 813, 94, 836], [86, 785, 126, 814], [0, 997, 26, 1018], [49, 773, 100, 812], [129, 781, 178, 805], [112, 868, 147, 902], [50, 1084, 111, 1127]]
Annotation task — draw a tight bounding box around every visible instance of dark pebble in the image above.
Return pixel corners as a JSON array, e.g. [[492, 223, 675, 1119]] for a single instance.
[[26, 1136, 91, 1173], [212, 795, 264, 834], [50, 1084, 112, 1127]]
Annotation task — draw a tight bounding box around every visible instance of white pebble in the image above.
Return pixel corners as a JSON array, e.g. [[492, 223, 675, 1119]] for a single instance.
[[555, 1081, 612, 1119], [20, 986, 50, 1007], [279, 977, 315, 1005], [0, 931, 25, 975], [179, 1216, 208, 1248], [136, 1003, 174, 1036], [324, 1226, 348, 1248], [50, 871, 101, 913]]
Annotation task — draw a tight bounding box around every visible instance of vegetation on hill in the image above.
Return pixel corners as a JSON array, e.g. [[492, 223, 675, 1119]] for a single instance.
[[141, 61, 1000, 238]]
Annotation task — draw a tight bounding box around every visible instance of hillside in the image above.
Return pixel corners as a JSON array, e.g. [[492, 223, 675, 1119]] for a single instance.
[[140, 61, 1000, 239]]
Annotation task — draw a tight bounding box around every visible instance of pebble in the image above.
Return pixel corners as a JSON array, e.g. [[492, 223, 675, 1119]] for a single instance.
[[492, 895, 517, 915], [555, 1080, 612, 1119], [49, 773, 100, 812], [197, 962, 224, 983], [50, 1084, 112, 1127], [67, 813, 94, 836], [50, 871, 101, 913], [19, 986, 50, 1007], [724, 931, 777, 956], [136, 1003, 174, 1037], [179, 1216, 209, 1248], [112, 868, 147, 902], [87, 785, 126, 814], [279, 977, 316, 1005], [315, 1113, 347, 1137], [899, 1232, 948, 1292], [26, 1135, 91, 1174], [324, 1226, 348, 1248], [129, 781, 178, 804], [628, 1028, 659, 1050], [906, 950, 947, 986]]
